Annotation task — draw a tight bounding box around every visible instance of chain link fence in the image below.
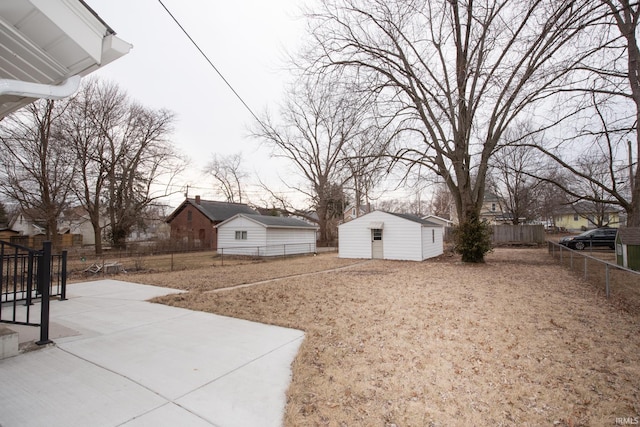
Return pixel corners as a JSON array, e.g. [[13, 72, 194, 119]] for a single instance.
[[548, 241, 640, 315]]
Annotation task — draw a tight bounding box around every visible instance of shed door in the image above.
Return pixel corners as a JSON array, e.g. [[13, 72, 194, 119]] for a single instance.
[[371, 228, 383, 259]]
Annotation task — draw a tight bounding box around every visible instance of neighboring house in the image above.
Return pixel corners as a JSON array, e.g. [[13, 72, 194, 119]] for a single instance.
[[0, 0, 131, 117], [7, 210, 83, 248], [166, 196, 258, 250], [59, 207, 103, 246], [479, 192, 506, 224], [616, 228, 640, 272], [553, 203, 622, 231], [343, 203, 371, 222], [422, 214, 454, 228], [338, 211, 444, 261], [216, 214, 318, 257], [9, 210, 46, 236]]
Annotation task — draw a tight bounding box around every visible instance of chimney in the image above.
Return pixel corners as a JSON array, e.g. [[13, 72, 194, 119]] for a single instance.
[[195, 195, 201, 205]]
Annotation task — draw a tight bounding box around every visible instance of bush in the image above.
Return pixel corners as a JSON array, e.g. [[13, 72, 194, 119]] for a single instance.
[[452, 217, 493, 263]]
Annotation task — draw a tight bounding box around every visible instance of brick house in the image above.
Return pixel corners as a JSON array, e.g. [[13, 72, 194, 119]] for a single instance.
[[166, 196, 258, 250]]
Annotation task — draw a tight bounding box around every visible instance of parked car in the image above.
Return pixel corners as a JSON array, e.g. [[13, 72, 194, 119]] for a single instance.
[[558, 228, 618, 250]]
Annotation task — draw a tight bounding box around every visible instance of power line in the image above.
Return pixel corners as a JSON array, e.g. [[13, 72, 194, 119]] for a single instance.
[[158, 0, 264, 127]]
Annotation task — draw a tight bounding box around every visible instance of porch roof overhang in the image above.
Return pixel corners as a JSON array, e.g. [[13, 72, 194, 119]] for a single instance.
[[368, 221, 384, 229], [0, 0, 132, 118]]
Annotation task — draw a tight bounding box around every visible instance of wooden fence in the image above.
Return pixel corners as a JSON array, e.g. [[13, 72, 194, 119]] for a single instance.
[[9, 233, 82, 249], [445, 224, 545, 245]]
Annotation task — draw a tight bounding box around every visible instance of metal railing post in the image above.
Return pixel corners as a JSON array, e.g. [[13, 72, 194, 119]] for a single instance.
[[584, 257, 588, 280], [570, 250, 573, 269], [60, 250, 67, 300], [37, 241, 52, 345]]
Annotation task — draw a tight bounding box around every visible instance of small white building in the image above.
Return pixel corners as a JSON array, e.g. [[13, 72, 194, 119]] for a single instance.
[[339, 211, 444, 261], [422, 214, 454, 227], [216, 214, 318, 256]]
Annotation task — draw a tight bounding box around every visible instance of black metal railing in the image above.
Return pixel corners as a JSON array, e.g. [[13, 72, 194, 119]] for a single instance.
[[0, 241, 67, 345]]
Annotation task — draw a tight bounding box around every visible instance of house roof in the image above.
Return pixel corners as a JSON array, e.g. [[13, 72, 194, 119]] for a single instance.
[[617, 228, 640, 245], [217, 213, 318, 229], [483, 192, 501, 203], [165, 198, 258, 223], [0, 0, 132, 118], [554, 202, 620, 215]]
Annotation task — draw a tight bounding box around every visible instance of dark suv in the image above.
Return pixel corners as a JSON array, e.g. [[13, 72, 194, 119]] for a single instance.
[[559, 227, 618, 250]]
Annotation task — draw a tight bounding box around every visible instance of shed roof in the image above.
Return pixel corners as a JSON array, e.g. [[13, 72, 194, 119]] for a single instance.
[[617, 227, 640, 245], [387, 212, 440, 227], [166, 198, 258, 223], [217, 213, 317, 229], [422, 214, 452, 225]]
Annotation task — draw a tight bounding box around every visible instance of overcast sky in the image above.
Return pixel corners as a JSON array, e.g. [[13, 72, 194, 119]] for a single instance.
[[86, 0, 308, 208]]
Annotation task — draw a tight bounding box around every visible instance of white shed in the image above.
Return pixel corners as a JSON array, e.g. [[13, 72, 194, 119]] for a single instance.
[[216, 214, 318, 256], [339, 211, 444, 261]]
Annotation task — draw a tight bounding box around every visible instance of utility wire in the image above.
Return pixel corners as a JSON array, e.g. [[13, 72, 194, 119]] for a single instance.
[[158, 0, 264, 127]]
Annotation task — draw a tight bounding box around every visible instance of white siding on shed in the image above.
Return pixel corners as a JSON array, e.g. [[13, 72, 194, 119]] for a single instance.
[[266, 228, 316, 256], [338, 217, 373, 259], [217, 216, 267, 255], [217, 214, 317, 256], [339, 211, 443, 261], [421, 226, 444, 260], [380, 214, 423, 261]]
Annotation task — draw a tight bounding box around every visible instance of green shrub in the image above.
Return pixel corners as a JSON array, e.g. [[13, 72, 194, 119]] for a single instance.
[[452, 217, 493, 263]]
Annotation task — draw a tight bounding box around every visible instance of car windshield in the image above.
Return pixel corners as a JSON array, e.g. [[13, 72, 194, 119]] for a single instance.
[[577, 230, 596, 237]]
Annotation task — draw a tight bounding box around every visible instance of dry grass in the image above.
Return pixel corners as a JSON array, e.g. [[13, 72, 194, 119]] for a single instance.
[[134, 249, 639, 426], [128, 253, 360, 292], [66, 250, 258, 281]]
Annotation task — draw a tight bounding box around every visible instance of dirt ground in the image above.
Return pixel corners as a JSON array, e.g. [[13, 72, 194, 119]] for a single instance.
[[135, 248, 639, 426]]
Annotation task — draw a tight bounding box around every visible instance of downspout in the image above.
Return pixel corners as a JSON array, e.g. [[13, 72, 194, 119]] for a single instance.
[[0, 75, 81, 100]]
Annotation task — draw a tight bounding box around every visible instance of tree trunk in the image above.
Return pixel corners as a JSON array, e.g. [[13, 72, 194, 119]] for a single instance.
[[93, 223, 103, 255]]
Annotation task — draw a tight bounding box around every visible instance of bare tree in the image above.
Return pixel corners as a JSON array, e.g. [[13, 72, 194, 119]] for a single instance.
[[0, 100, 75, 248], [305, 0, 598, 261], [429, 183, 455, 220], [341, 127, 391, 217], [602, 0, 640, 225], [0, 201, 7, 225], [62, 79, 122, 254], [568, 156, 621, 227], [534, 172, 572, 229], [489, 141, 543, 225], [522, 91, 634, 226], [62, 78, 183, 252], [104, 103, 180, 249], [203, 152, 247, 203], [522, 1, 640, 226], [253, 76, 369, 245]]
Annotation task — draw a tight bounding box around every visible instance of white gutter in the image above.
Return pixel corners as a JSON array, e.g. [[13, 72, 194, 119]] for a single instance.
[[0, 76, 81, 100]]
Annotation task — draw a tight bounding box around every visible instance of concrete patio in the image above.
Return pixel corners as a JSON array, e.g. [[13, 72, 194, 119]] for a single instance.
[[0, 280, 304, 427]]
